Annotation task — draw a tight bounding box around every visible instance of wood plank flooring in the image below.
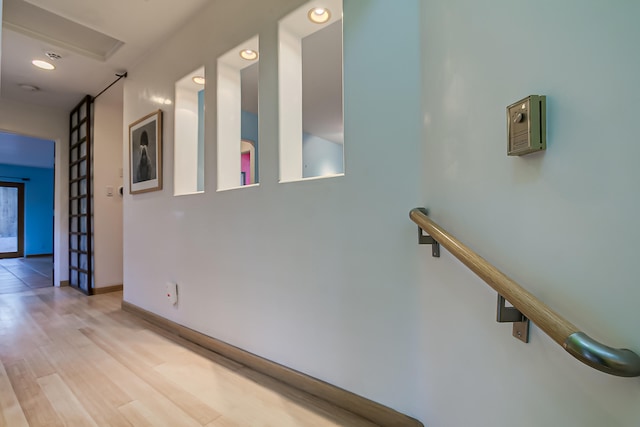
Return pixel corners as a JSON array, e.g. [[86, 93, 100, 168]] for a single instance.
[[0, 257, 52, 294], [0, 286, 379, 426]]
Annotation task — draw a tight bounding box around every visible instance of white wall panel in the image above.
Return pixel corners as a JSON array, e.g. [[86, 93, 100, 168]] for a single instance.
[[174, 85, 200, 194], [93, 80, 124, 288], [418, 1, 640, 426], [122, 0, 640, 425], [122, 0, 422, 419]]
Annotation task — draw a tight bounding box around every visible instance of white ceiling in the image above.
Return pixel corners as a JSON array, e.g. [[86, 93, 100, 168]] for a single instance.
[[0, 0, 345, 167], [0, 0, 210, 167], [1, 0, 210, 109]]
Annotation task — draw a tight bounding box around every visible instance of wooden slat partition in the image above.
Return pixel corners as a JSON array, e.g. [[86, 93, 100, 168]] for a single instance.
[[410, 207, 640, 377]]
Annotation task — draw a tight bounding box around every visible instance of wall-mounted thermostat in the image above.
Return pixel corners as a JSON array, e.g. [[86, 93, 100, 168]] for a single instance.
[[507, 95, 546, 156]]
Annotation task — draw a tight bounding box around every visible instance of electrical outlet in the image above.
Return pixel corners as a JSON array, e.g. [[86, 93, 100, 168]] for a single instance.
[[166, 282, 178, 305]]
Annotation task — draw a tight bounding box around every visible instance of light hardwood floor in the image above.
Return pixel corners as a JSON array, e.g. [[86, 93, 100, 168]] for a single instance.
[[0, 257, 52, 294], [0, 287, 378, 426]]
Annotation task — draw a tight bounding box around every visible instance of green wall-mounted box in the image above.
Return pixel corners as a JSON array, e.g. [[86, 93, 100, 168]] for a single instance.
[[507, 95, 546, 156]]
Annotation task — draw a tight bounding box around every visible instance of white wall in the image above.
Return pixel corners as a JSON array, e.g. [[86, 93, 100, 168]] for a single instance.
[[217, 61, 243, 190], [278, 25, 303, 182], [123, 0, 423, 420], [0, 97, 69, 286], [418, 1, 640, 426], [174, 85, 200, 195], [123, 0, 640, 425], [93, 80, 124, 288]]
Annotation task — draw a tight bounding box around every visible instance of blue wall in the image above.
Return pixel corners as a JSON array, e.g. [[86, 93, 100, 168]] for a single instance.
[[302, 133, 344, 178], [0, 164, 54, 256]]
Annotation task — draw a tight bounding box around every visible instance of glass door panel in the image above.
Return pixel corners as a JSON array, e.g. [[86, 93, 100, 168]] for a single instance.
[[0, 182, 24, 259]]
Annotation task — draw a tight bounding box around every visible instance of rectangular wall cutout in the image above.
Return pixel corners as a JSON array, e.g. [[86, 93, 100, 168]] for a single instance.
[[174, 66, 205, 195], [279, 0, 344, 182], [217, 36, 260, 191]]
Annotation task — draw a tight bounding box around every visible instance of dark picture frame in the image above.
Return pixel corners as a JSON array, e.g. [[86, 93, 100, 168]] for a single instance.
[[129, 110, 163, 194]]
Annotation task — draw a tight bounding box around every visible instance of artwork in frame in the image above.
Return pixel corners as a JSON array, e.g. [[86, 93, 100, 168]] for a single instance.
[[129, 110, 163, 194]]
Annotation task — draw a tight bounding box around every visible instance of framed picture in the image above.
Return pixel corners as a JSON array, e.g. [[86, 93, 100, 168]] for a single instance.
[[129, 110, 163, 194]]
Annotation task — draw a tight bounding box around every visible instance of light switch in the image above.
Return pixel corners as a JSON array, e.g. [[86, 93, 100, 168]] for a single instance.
[[507, 95, 546, 156], [106, 186, 114, 197]]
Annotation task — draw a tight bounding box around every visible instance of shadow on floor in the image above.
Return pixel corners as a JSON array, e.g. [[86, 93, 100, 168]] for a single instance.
[[0, 256, 53, 294]]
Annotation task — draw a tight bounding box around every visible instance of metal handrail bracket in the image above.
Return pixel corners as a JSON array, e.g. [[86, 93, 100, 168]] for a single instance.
[[410, 207, 640, 377], [497, 295, 530, 343], [415, 208, 440, 257]]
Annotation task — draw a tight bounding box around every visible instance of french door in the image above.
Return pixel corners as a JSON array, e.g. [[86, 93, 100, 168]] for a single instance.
[[0, 182, 25, 259]]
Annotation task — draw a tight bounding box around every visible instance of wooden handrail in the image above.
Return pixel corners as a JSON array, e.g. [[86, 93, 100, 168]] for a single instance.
[[410, 207, 640, 377]]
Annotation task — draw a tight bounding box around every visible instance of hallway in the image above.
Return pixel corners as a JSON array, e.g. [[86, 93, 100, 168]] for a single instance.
[[0, 287, 377, 426], [0, 257, 52, 294]]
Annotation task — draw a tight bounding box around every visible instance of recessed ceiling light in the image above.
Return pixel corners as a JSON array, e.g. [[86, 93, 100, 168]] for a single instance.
[[32, 60, 55, 70], [18, 84, 40, 92], [192, 76, 206, 85], [239, 49, 258, 61], [308, 7, 331, 24]]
